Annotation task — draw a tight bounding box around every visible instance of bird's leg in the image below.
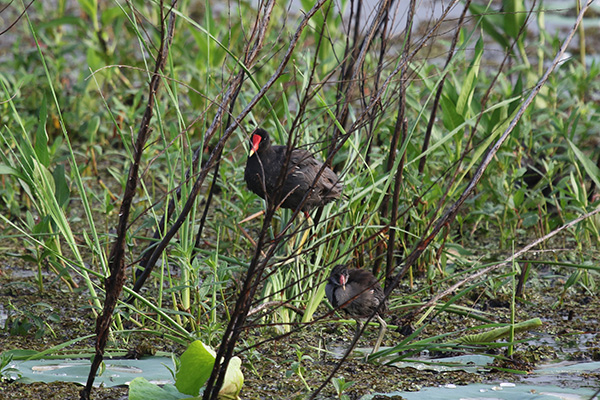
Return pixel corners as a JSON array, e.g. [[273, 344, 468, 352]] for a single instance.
[[372, 314, 387, 355], [353, 319, 381, 362], [353, 320, 373, 362], [353, 319, 363, 344]]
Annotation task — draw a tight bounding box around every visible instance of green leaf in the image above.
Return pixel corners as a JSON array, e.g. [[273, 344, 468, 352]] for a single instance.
[[509, 74, 523, 115], [129, 378, 195, 400], [0, 164, 25, 179], [32, 158, 56, 200], [522, 212, 539, 228], [440, 94, 464, 131], [503, 0, 526, 39], [1, 349, 40, 360], [77, 0, 98, 24], [52, 164, 70, 208], [175, 341, 216, 396], [456, 35, 483, 116], [86, 47, 104, 73], [468, 3, 510, 50], [101, 6, 125, 25], [452, 318, 542, 345], [35, 96, 50, 167], [38, 16, 87, 30], [218, 356, 243, 400], [302, 281, 326, 323], [564, 270, 581, 289], [567, 139, 600, 190], [175, 341, 244, 399], [84, 115, 101, 141], [513, 188, 524, 208]]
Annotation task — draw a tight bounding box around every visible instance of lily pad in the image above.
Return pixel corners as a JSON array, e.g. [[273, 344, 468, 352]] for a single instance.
[[129, 377, 195, 400], [361, 382, 600, 400], [10, 357, 174, 387]]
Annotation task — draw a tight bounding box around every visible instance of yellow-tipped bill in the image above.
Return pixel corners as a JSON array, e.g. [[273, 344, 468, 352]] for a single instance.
[[249, 134, 261, 156]]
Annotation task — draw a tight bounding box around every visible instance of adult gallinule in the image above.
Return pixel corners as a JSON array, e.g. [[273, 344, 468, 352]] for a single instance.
[[244, 128, 343, 214], [325, 264, 388, 355]]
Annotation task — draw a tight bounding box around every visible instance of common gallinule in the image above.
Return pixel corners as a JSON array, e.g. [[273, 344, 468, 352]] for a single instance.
[[325, 264, 388, 355], [244, 128, 343, 214]]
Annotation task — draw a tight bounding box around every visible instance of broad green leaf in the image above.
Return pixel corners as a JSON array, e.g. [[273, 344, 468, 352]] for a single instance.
[[440, 94, 464, 132], [77, 0, 98, 24], [503, 0, 526, 39], [509, 74, 523, 115], [129, 378, 194, 400], [175, 341, 244, 399], [86, 47, 104, 73], [452, 318, 542, 345], [38, 16, 86, 30], [0, 164, 24, 179], [52, 164, 70, 208], [84, 115, 101, 140], [522, 212, 539, 228], [218, 357, 243, 400], [303, 281, 326, 323], [175, 341, 216, 396], [568, 139, 600, 190], [101, 6, 125, 25]]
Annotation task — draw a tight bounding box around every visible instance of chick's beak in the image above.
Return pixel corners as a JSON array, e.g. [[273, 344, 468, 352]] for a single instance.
[[340, 275, 346, 291], [249, 134, 262, 157]]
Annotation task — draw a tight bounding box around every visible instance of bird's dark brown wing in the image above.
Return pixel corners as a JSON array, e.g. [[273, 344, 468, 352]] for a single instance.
[[284, 149, 343, 210], [347, 269, 388, 315]]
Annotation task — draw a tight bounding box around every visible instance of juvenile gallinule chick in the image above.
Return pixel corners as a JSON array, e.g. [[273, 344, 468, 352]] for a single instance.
[[325, 264, 388, 355], [244, 128, 343, 214]]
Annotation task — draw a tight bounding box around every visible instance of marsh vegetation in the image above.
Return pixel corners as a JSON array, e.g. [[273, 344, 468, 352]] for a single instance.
[[1, 0, 599, 399]]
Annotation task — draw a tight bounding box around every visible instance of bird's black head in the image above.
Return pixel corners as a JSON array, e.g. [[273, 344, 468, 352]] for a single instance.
[[329, 264, 349, 289], [248, 128, 270, 156]]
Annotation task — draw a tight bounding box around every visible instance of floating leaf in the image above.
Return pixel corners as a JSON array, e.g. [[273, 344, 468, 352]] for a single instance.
[[129, 377, 194, 400]]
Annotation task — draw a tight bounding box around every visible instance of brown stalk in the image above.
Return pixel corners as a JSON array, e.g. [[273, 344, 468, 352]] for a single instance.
[[201, 1, 336, 398], [330, 0, 393, 152], [375, 0, 415, 278], [0, 0, 35, 36], [79, 1, 178, 399]]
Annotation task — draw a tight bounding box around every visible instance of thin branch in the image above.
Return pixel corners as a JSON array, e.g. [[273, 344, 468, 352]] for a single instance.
[[80, 1, 178, 399], [202, 1, 337, 398], [0, 0, 36, 36]]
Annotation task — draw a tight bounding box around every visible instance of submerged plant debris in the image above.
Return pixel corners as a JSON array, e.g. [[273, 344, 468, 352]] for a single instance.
[[1, 244, 599, 399]]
